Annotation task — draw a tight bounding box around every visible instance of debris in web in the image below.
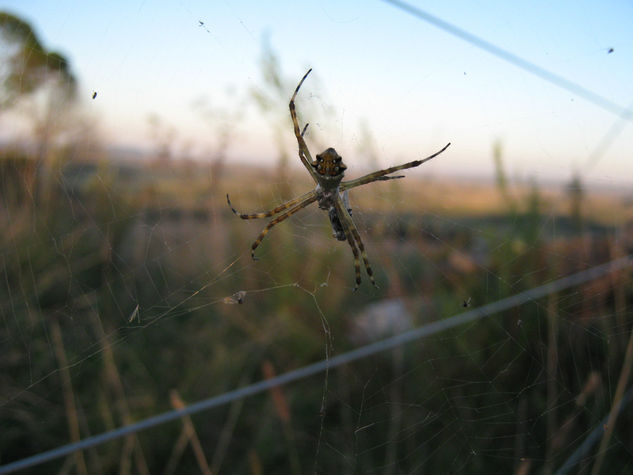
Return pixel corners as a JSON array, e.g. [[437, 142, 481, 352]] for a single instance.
[[223, 290, 247, 305], [127, 304, 140, 323]]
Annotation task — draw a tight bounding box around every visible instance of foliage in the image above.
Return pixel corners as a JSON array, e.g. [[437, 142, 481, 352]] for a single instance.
[[0, 11, 76, 108], [1, 145, 632, 474]]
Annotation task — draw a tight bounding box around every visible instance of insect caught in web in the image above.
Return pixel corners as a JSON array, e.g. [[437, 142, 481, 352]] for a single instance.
[[227, 69, 450, 290]]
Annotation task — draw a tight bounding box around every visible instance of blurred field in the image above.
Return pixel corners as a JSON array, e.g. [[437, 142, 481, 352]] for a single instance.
[[2, 151, 633, 474], [98, 158, 633, 222]]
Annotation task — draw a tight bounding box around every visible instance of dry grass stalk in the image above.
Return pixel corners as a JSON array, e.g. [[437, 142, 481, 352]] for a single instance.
[[169, 390, 212, 475], [93, 313, 149, 475], [50, 318, 88, 475], [262, 360, 301, 475], [590, 313, 633, 475], [544, 292, 559, 475]]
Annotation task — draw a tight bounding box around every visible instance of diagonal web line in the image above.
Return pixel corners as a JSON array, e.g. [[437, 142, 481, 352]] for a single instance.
[[1, 254, 631, 474], [584, 99, 633, 170], [380, 0, 631, 121]]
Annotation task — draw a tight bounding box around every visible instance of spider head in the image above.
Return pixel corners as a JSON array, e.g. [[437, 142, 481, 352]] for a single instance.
[[314, 148, 347, 178]]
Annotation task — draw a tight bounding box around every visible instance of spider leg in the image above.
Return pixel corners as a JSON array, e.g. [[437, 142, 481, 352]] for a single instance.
[[249, 194, 318, 260], [340, 142, 450, 192], [227, 190, 317, 219], [334, 196, 377, 290], [340, 189, 352, 215], [289, 69, 320, 183], [334, 202, 362, 290]]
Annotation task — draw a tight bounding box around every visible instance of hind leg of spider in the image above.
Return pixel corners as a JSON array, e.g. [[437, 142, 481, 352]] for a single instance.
[[350, 226, 378, 289], [335, 198, 377, 288], [227, 190, 316, 219], [335, 199, 377, 290], [249, 194, 318, 259], [339, 215, 362, 290]]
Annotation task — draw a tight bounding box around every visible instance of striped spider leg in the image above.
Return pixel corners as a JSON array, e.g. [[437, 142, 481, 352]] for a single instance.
[[335, 143, 450, 290], [227, 190, 318, 259], [225, 92, 319, 260], [228, 69, 450, 289], [333, 193, 375, 291], [289, 68, 320, 184], [339, 142, 451, 193], [326, 143, 450, 290]]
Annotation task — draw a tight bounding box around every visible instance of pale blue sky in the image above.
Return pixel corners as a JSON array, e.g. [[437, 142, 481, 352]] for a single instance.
[[2, 0, 632, 185]]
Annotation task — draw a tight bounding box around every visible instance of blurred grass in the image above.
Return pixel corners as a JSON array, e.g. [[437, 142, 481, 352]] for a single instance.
[[1, 149, 633, 474]]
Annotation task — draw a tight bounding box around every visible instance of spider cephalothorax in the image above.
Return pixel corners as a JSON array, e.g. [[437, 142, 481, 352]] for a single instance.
[[314, 148, 347, 178], [227, 69, 450, 290]]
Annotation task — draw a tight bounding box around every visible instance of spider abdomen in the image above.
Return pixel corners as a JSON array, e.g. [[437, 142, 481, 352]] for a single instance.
[[328, 208, 347, 241], [317, 187, 352, 242]]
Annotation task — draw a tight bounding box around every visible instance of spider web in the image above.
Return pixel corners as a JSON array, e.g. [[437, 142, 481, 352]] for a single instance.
[[1, 2, 633, 474]]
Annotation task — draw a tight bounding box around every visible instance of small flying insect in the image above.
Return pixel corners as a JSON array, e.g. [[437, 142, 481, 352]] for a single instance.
[[463, 297, 472, 308], [198, 20, 211, 33], [92, 91, 97, 99]]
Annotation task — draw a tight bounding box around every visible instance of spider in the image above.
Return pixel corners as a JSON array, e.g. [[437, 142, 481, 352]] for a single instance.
[[227, 69, 450, 290]]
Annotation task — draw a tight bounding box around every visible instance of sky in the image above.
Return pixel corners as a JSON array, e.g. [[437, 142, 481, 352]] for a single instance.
[[1, 0, 632, 186]]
